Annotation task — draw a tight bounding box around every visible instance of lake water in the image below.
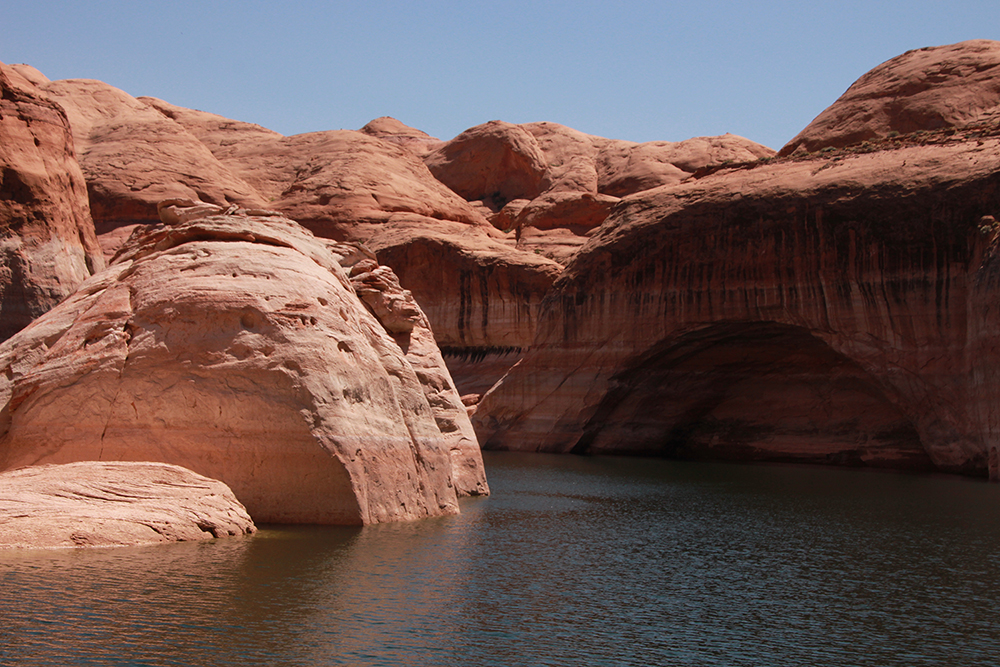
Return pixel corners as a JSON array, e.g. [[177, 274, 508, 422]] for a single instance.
[[2, 452, 1000, 666]]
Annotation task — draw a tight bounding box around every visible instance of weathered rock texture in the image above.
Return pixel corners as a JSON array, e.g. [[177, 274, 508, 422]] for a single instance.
[[0, 461, 255, 549], [474, 42, 1000, 479], [0, 62, 104, 343], [0, 204, 487, 524], [360, 116, 443, 156], [781, 39, 1000, 156], [39, 79, 267, 256], [133, 102, 562, 363], [426, 119, 774, 264]]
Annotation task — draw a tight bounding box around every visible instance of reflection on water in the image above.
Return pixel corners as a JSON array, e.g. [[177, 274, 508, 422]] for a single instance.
[[3, 453, 1000, 666]]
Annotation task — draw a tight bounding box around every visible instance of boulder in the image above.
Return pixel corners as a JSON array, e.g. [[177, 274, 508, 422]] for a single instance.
[[0, 61, 104, 342], [0, 461, 255, 549], [40, 79, 267, 256], [425, 120, 550, 209], [0, 204, 487, 524], [781, 39, 1000, 155], [474, 118, 1000, 478]]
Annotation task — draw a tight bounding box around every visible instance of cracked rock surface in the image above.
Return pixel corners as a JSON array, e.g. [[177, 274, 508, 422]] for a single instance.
[[0, 205, 487, 525], [0, 460, 255, 549]]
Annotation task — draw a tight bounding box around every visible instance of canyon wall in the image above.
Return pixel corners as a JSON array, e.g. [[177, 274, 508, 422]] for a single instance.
[[0, 205, 487, 524], [474, 41, 1000, 477]]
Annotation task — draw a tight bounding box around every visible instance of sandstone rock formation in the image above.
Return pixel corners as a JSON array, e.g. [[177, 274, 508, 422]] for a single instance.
[[0, 61, 104, 342], [0, 461, 255, 549], [39, 79, 267, 256], [781, 39, 1000, 155], [0, 203, 487, 524], [360, 116, 443, 156], [139, 103, 561, 365], [426, 119, 774, 264], [474, 113, 1000, 477]]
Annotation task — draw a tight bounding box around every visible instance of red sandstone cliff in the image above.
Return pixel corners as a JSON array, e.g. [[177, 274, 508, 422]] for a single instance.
[[0, 62, 104, 342], [0, 203, 487, 524], [474, 41, 1000, 479]]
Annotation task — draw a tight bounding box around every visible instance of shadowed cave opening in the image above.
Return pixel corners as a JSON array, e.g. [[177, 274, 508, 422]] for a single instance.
[[573, 322, 935, 471]]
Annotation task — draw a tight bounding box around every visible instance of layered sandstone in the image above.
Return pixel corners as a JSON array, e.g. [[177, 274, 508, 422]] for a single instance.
[[426, 119, 774, 264], [0, 204, 487, 524], [781, 39, 1000, 155], [0, 62, 104, 342], [139, 104, 560, 360], [0, 461, 255, 549], [39, 79, 267, 256], [474, 120, 1000, 476]]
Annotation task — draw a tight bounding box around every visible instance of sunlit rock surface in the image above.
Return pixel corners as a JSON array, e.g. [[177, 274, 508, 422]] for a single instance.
[[0, 61, 104, 342], [39, 79, 267, 258], [0, 205, 486, 524], [0, 461, 255, 549], [781, 39, 1000, 155]]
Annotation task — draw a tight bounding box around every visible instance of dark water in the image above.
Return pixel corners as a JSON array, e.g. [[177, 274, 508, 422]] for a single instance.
[[3, 452, 1000, 666]]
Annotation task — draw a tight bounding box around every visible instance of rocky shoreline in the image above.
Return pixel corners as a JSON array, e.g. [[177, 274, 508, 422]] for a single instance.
[[3, 40, 1000, 545]]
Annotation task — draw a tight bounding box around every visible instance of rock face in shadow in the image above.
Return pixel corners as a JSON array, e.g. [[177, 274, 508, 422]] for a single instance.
[[0, 62, 104, 342], [474, 114, 1000, 477], [0, 205, 487, 524], [0, 461, 255, 549], [781, 40, 1000, 155]]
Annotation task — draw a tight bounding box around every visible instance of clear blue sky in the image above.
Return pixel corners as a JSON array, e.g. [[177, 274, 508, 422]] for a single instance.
[[3, 1, 998, 150]]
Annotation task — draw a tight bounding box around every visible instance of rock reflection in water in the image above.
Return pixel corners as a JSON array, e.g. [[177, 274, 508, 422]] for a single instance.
[[3, 453, 1000, 666]]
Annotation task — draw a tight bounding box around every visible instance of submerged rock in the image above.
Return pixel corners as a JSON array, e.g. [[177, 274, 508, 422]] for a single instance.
[[0, 461, 255, 549], [0, 203, 487, 525]]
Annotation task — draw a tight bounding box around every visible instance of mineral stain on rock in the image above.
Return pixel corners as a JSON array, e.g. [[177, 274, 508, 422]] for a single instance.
[[3, 39, 1000, 543]]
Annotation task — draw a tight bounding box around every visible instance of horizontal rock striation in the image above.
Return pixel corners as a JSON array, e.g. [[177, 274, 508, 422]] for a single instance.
[[0, 461, 255, 549], [474, 125, 1000, 476], [0, 205, 487, 524]]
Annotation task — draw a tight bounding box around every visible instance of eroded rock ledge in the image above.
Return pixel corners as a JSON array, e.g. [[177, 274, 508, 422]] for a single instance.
[[473, 116, 1000, 478], [0, 203, 487, 525], [0, 461, 255, 549]]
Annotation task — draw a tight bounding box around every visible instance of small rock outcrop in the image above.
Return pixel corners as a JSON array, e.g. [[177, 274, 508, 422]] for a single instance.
[[0, 61, 104, 342], [0, 461, 255, 549], [781, 39, 1000, 155], [0, 203, 487, 524], [360, 116, 443, 156]]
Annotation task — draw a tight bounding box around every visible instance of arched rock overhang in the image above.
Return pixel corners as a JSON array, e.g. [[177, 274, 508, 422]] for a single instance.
[[571, 321, 935, 471]]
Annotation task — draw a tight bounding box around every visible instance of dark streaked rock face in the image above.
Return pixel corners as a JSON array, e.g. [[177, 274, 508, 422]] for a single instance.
[[474, 123, 1000, 477]]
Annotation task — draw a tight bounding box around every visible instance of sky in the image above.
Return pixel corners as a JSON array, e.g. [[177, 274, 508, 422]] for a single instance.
[[3, 1, 999, 150]]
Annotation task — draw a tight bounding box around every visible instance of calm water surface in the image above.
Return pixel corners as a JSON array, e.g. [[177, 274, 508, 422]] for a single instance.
[[3, 452, 1000, 666]]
